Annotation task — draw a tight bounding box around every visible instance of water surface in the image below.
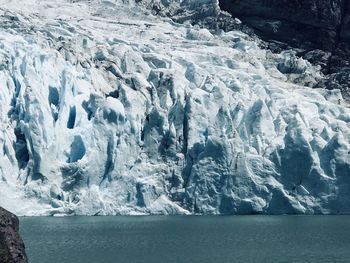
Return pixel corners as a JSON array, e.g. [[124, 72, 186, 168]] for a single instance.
[[20, 216, 350, 263]]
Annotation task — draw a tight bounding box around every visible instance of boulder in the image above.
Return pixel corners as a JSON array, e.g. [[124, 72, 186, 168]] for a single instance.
[[0, 207, 28, 263]]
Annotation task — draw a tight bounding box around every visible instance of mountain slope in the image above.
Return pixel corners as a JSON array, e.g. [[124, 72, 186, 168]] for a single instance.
[[0, 0, 349, 215], [219, 0, 350, 102]]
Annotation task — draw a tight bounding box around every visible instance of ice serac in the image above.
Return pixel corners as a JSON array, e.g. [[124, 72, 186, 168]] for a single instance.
[[0, 0, 349, 215]]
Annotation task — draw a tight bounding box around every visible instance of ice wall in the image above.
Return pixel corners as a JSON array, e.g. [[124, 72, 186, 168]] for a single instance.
[[0, 0, 349, 215]]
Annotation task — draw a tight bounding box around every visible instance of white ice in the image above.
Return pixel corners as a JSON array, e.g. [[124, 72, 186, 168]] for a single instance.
[[0, 0, 349, 215]]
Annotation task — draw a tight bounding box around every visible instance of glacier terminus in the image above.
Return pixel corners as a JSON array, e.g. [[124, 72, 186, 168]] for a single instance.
[[0, 0, 349, 216]]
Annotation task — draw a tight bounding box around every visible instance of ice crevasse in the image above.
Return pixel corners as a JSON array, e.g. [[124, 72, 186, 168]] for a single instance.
[[0, 0, 349, 215]]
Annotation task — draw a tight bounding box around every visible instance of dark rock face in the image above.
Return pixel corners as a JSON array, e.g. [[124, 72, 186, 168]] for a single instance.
[[219, 0, 350, 100], [219, 0, 349, 49], [220, 0, 343, 49], [0, 207, 28, 263], [342, 2, 350, 40]]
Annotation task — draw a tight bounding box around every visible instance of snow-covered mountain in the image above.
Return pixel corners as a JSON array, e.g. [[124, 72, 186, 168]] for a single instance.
[[0, 0, 349, 215]]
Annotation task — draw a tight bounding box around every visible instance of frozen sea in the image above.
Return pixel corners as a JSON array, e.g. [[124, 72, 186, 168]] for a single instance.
[[20, 216, 350, 263]]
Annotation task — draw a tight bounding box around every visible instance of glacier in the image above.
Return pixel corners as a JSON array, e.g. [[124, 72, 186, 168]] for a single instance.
[[0, 0, 349, 215]]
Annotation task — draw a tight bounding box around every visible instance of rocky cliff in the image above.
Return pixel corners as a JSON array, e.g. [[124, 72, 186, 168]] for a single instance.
[[219, 0, 350, 101], [0, 207, 27, 263]]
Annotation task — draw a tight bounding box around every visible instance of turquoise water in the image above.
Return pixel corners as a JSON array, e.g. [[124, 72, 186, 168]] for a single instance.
[[20, 216, 350, 263]]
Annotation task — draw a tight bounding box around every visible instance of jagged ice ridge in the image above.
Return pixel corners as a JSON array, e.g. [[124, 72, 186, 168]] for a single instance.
[[0, 0, 349, 215]]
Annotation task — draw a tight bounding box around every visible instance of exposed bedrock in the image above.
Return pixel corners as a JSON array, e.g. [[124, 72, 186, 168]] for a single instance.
[[219, 0, 343, 48], [0, 207, 27, 263], [219, 0, 350, 100]]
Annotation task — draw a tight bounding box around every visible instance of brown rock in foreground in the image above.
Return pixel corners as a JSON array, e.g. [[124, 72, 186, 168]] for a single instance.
[[0, 207, 28, 263]]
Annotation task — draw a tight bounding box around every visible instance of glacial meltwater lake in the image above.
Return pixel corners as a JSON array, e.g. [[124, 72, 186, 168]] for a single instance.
[[20, 216, 350, 263]]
